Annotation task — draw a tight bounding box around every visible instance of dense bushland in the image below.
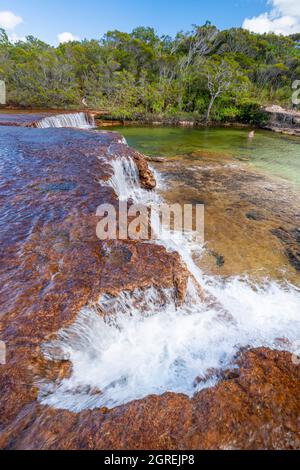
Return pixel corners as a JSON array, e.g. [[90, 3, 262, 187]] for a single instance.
[[1, 25, 299, 123]]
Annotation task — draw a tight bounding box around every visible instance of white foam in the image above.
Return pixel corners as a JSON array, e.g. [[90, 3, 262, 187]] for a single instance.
[[105, 156, 161, 204], [39, 279, 300, 411], [39, 152, 300, 412], [36, 112, 95, 129]]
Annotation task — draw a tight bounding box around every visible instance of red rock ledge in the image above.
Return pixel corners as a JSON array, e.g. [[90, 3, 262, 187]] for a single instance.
[[0, 125, 299, 450]]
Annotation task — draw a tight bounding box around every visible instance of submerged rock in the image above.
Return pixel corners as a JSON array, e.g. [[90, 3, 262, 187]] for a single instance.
[[145, 155, 165, 163], [246, 210, 266, 221], [271, 227, 300, 271]]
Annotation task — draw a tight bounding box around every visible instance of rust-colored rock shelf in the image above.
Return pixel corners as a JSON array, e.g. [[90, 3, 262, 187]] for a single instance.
[[0, 111, 94, 128], [0, 123, 299, 450], [0, 112, 53, 127], [0, 125, 188, 448]]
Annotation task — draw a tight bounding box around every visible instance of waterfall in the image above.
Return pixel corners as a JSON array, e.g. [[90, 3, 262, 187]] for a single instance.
[[107, 157, 141, 201], [36, 112, 95, 129], [105, 156, 160, 204], [39, 154, 300, 412]]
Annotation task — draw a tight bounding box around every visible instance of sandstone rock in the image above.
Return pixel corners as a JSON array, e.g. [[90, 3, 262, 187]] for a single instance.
[[107, 141, 157, 190], [145, 155, 165, 163], [1, 120, 298, 451], [263, 106, 300, 135], [1, 348, 299, 450], [0, 125, 189, 448]]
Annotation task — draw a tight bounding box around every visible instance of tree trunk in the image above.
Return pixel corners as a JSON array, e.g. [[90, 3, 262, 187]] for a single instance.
[[206, 95, 216, 124]]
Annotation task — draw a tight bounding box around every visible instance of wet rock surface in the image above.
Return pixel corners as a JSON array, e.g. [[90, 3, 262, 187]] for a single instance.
[[271, 227, 300, 271], [0, 112, 54, 127], [0, 348, 299, 450], [107, 142, 156, 190], [0, 110, 98, 128], [0, 123, 299, 450], [0, 125, 188, 448], [263, 106, 300, 136], [153, 151, 300, 284]]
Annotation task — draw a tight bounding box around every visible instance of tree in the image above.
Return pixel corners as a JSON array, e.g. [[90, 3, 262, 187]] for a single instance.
[[204, 59, 235, 123], [0, 24, 298, 118], [0, 28, 9, 46]]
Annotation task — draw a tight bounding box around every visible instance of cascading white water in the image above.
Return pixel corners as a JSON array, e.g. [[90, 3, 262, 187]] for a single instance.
[[104, 156, 161, 204], [39, 153, 300, 412], [40, 279, 300, 411], [36, 112, 95, 129], [106, 157, 144, 201]]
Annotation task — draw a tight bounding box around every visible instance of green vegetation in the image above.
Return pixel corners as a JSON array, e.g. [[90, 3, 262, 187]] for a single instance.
[[0, 24, 299, 123]]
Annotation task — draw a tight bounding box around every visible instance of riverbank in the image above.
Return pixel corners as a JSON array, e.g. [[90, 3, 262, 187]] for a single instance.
[[93, 114, 251, 130], [95, 106, 300, 137], [1, 106, 300, 137], [262, 105, 300, 136]]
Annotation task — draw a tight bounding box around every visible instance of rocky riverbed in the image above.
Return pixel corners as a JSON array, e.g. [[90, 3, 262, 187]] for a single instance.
[[0, 115, 299, 450], [152, 150, 300, 284]]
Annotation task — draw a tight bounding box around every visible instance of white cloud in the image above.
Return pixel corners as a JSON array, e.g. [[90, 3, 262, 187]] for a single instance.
[[272, 0, 300, 17], [243, 0, 300, 35], [0, 10, 23, 30], [58, 32, 80, 44], [8, 32, 26, 43]]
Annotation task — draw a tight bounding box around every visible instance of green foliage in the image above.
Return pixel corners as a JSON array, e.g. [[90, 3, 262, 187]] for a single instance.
[[215, 105, 240, 122], [0, 25, 299, 120], [238, 99, 269, 125]]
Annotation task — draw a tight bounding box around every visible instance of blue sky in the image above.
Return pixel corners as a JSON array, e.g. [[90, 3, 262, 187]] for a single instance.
[[0, 0, 299, 44]]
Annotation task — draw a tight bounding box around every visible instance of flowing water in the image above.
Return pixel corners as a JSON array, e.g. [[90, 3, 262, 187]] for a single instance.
[[116, 126, 300, 187], [116, 126, 300, 282], [39, 131, 300, 411], [36, 112, 95, 129]]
